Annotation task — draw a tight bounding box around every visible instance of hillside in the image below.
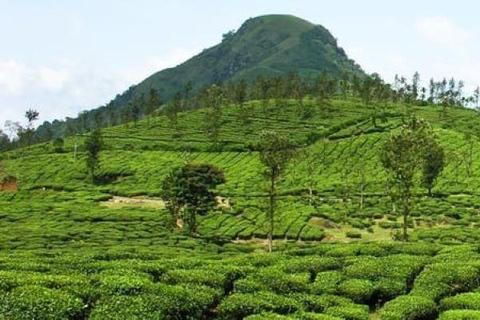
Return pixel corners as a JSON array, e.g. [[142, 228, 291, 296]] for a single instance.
[[4, 96, 480, 245], [33, 15, 364, 141], [4, 94, 480, 318]]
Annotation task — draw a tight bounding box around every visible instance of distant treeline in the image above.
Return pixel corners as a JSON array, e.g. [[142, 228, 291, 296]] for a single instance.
[[1, 71, 477, 151]]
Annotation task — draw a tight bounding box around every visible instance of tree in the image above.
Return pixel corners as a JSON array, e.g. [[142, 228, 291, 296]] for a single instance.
[[381, 117, 436, 241], [24, 109, 39, 146], [257, 130, 296, 252], [146, 88, 160, 124], [204, 85, 224, 146], [84, 130, 103, 182], [161, 164, 226, 235], [166, 92, 182, 130], [422, 140, 445, 196], [0, 130, 10, 151], [474, 86, 480, 110]]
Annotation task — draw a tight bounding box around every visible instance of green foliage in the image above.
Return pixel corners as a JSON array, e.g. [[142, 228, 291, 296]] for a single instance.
[[161, 163, 226, 234], [378, 295, 437, 320], [217, 291, 301, 319], [0, 285, 84, 320], [439, 292, 480, 311], [337, 279, 375, 304], [84, 130, 103, 180], [439, 310, 480, 320]]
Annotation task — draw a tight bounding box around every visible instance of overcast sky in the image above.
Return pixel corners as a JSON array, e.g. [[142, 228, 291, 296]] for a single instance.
[[1, 0, 479, 128]]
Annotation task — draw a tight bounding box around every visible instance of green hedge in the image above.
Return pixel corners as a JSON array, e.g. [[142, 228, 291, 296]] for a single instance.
[[337, 279, 375, 304], [440, 292, 480, 311], [0, 285, 84, 320], [410, 263, 479, 301], [90, 283, 219, 320], [323, 304, 369, 320], [217, 291, 301, 320], [312, 271, 342, 295], [439, 310, 480, 320], [378, 295, 437, 320], [253, 267, 310, 294]]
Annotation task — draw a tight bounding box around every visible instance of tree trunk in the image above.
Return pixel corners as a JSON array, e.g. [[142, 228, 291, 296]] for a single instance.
[[268, 172, 276, 253], [403, 195, 410, 242]]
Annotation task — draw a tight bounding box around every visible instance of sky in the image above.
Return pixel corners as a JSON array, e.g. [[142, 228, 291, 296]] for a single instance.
[[1, 0, 480, 129]]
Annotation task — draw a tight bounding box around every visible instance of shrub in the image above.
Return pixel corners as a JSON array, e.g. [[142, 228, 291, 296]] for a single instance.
[[294, 313, 343, 320], [410, 263, 479, 301], [337, 279, 375, 304], [346, 231, 362, 239], [217, 291, 301, 320], [253, 267, 310, 294], [0, 285, 84, 320], [374, 278, 407, 302], [89, 295, 161, 320], [234, 278, 267, 293], [324, 304, 369, 320], [244, 312, 294, 319], [99, 270, 152, 295], [312, 271, 342, 295], [291, 294, 354, 313], [91, 284, 219, 320], [281, 257, 340, 276], [160, 269, 225, 289], [439, 310, 480, 319], [378, 295, 437, 320], [440, 292, 480, 311]]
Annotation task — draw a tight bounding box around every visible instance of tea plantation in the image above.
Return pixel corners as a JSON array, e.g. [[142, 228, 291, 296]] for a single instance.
[[3, 97, 480, 318]]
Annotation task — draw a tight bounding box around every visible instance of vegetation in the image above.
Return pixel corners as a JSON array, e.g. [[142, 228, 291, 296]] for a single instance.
[[3, 13, 480, 320]]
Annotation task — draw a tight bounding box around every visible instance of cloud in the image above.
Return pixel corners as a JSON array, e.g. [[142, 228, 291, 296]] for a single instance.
[[416, 16, 472, 46], [0, 47, 200, 128]]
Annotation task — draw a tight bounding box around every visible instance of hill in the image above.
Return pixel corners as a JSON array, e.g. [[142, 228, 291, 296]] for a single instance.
[[33, 14, 364, 141], [3, 93, 480, 318]]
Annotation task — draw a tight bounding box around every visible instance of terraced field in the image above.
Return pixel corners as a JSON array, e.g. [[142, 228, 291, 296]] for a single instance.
[[3, 97, 480, 318]]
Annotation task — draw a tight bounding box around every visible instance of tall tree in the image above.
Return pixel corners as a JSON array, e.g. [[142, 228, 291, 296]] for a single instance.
[[381, 117, 436, 241], [257, 130, 296, 252], [166, 92, 182, 130], [146, 88, 160, 124], [84, 130, 103, 182], [24, 109, 39, 146], [204, 85, 224, 146], [422, 140, 445, 196]]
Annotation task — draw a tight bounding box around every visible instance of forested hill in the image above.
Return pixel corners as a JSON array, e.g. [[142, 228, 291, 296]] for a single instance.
[[32, 14, 364, 142]]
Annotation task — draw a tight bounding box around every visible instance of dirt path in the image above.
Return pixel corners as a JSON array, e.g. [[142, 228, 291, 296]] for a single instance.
[[101, 196, 165, 209]]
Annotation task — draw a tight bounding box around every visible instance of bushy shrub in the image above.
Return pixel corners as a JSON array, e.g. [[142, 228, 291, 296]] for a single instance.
[[98, 270, 152, 295], [312, 271, 342, 295], [374, 278, 407, 302], [91, 283, 219, 320], [440, 292, 480, 311], [346, 231, 362, 239], [0, 285, 84, 320], [439, 310, 480, 319], [378, 295, 437, 320], [243, 312, 295, 319], [291, 294, 354, 313], [217, 291, 300, 320], [281, 257, 340, 276], [253, 267, 310, 294], [293, 313, 342, 320], [89, 295, 161, 320], [234, 278, 267, 293], [323, 304, 369, 320], [161, 268, 225, 289], [410, 263, 479, 301], [337, 279, 375, 304]]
